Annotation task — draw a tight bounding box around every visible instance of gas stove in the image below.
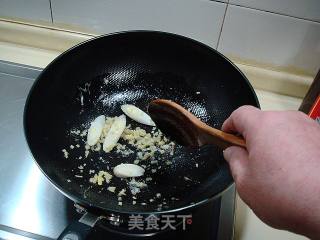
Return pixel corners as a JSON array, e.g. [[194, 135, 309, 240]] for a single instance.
[[0, 60, 235, 240]]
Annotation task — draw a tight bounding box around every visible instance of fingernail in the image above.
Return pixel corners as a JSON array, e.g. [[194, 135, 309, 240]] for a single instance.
[[223, 148, 232, 160]]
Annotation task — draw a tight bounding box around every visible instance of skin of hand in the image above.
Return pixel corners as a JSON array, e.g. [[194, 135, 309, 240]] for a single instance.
[[222, 106, 320, 239]]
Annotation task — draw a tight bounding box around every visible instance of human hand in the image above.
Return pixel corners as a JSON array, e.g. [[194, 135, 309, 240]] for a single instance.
[[222, 106, 320, 239]]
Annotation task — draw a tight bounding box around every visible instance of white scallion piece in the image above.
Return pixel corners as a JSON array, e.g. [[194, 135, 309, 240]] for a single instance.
[[113, 163, 145, 178], [103, 115, 126, 152], [121, 104, 155, 126], [87, 115, 105, 146]]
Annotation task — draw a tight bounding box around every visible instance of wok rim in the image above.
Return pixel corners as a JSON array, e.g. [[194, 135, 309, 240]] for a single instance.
[[23, 30, 260, 215]]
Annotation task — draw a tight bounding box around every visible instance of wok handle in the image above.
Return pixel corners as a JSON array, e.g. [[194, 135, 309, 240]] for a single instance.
[[58, 212, 102, 240]]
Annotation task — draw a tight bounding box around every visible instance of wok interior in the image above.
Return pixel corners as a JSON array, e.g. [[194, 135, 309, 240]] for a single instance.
[[24, 32, 258, 213]]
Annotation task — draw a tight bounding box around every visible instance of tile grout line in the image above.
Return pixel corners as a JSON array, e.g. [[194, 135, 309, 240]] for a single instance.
[[215, 1, 229, 50], [229, 3, 320, 24], [49, 0, 53, 24], [0, 18, 97, 37]]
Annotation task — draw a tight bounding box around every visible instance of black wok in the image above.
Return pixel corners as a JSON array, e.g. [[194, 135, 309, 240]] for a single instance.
[[24, 31, 259, 238]]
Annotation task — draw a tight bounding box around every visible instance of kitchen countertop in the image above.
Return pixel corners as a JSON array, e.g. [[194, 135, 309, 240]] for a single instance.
[[0, 33, 307, 240]]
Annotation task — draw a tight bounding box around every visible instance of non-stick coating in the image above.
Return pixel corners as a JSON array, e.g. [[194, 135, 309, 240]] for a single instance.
[[24, 31, 259, 214]]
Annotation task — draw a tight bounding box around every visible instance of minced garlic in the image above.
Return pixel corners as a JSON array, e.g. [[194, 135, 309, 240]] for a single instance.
[[107, 186, 116, 192], [118, 188, 126, 196], [89, 171, 112, 185], [62, 149, 69, 159]]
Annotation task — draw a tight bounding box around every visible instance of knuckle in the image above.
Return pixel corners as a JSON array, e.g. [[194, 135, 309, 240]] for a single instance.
[[232, 105, 259, 119], [238, 105, 258, 112]]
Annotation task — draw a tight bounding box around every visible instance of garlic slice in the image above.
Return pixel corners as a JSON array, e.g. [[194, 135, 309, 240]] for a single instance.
[[113, 163, 145, 178], [103, 115, 126, 152], [121, 104, 155, 126], [87, 115, 105, 146]]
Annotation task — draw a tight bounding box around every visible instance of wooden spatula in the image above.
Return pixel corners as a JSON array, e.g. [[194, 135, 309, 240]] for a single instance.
[[148, 99, 245, 150]]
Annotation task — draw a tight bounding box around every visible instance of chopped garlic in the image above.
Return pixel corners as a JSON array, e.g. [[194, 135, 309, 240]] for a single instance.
[[121, 126, 173, 160], [84, 150, 89, 158], [89, 171, 112, 185], [62, 149, 69, 159], [134, 160, 140, 164], [80, 130, 87, 137], [128, 178, 147, 195], [118, 189, 126, 196], [107, 186, 116, 193], [184, 176, 192, 181], [129, 179, 147, 188], [71, 130, 81, 135]]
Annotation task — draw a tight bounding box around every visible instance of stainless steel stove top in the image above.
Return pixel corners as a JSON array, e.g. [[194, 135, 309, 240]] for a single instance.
[[0, 60, 235, 240]]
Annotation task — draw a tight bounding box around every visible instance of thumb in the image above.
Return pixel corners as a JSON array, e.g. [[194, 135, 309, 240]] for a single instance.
[[223, 146, 249, 183]]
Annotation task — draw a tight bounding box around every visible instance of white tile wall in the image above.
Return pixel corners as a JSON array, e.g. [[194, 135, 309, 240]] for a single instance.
[[0, 0, 52, 23], [229, 0, 320, 22], [1, 0, 319, 79], [51, 0, 226, 48], [218, 5, 320, 75]]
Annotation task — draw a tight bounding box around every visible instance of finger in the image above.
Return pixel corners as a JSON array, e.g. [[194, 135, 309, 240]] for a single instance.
[[222, 105, 261, 138], [223, 146, 249, 183]]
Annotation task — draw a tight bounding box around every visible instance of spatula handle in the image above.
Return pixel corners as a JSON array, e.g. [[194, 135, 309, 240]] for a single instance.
[[199, 125, 246, 150]]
